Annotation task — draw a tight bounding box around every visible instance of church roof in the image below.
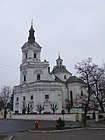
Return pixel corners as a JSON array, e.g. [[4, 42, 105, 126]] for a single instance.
[[21, 21, 42, 50], [51, 66, 72, 75], [56, 55, 63, 62], [28, 20, 35, 43], [21, 41, 42, 49], [66, 76, 85, 84], [55, 76, 65, 83]]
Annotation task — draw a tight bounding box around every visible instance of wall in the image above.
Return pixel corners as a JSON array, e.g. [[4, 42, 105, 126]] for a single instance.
[[11, 113, 78, 121]]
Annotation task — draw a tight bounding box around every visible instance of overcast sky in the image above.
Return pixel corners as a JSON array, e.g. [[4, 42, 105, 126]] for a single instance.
[[0, 0, 105, 88]]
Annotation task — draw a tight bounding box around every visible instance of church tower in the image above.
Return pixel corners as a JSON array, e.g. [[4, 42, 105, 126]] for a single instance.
[[56, 54, 63, 67], [52, 55, 72, 81], [20, 21, 54, 85], [21, 21, 41, 64]]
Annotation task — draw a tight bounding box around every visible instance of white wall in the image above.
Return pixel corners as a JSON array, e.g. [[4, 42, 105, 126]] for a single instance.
[[12, 114, 78, 121]]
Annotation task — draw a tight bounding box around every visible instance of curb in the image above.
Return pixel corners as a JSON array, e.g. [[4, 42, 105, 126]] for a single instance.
[[29, 127, 105, 133], [29, 127, 85, 133], [86, 127, 105, 130], [5, 136, 14, 140]]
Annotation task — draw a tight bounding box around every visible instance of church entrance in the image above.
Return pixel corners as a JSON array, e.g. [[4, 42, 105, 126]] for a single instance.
[[43, 100, 51, 113]]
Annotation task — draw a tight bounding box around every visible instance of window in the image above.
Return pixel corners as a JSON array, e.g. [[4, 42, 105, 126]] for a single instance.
[[45, 95, 49, 100], [26, 53, 28, 58], [34, 53, 36, 58], [37, 74, 40, 80], [30, 95, 33, 100], [57, 62, 58, 66], [24, 75, 26, 81], [16, 97, 19, 102], [23, 96, 26, 101], [81, 90, 83, 96], [70, 91, 73, 106], [64, 75, 66, 79], [15, 110, 19, 114]]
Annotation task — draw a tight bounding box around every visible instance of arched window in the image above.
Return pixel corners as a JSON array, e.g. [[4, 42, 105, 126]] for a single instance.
[[57, 61, 58, 66], [64, 75, 66, 79], [34, 53, 36, 58], [81, 90, 83, 96], [24, 75, 26, 81], [25, 53, 28, 58], [37, 74, 40, 80]]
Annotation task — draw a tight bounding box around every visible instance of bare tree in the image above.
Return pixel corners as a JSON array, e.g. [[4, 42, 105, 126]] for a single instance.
[[76, 92, 89, 108], [0, 98, 4, 111], [0, 86, 12, 118], [75, 58, 96, 126], [7, 93, 14, 111], [90, 66, 105, 112], [0, 86, 12, 109], [36, 104, 44, 114], [65, 99, 72, 113], [26, 102, 33, 114], [22, 101, 33, 114], [50, 103, 58, 114]]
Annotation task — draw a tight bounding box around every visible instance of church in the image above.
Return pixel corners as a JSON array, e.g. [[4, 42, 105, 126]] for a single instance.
[[13, 23, 85, 114]]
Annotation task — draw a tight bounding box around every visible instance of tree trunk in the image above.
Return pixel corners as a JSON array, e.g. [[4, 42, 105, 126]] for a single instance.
[[100, 103, 104, 112], [68, 109, 70, 114], [82, 106, 88, 127], [4, 108, 7, 119]]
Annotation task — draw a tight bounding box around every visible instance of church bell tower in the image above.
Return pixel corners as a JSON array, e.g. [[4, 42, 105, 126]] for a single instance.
[[20, 21, 42, 84]]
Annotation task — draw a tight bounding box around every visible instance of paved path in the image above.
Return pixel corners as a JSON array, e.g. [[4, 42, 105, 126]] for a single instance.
[[0, 119, 56, 133], [0, 119, 34, 133], [6, 129, 105, 140]]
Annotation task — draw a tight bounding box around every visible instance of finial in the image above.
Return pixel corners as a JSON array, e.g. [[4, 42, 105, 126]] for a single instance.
[[58, 52, 60, 58], [28, 19, 35, 43], [31, 19, 33, 28]]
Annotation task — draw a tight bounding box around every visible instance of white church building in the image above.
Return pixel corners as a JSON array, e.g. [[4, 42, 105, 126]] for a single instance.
[[13, 23, 85, 114]]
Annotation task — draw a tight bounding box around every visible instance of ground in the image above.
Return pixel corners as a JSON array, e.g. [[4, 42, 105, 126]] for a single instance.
[[5, 129, 105, 140], [0, 119, 105, 140]]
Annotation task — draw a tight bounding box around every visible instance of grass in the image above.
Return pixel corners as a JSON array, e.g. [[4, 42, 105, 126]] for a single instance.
[[30, 126, 82, 132], [31, 127, 56, 131]]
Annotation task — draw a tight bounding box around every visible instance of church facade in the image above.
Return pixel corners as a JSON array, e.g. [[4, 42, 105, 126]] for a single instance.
[[13, 23, 85, 114]]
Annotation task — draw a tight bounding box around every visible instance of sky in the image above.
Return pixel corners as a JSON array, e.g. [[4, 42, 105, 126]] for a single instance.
[[0, 0, 105, 88]]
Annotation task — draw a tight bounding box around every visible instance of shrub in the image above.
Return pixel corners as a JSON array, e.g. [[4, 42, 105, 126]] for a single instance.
[[56, 117, 65, 129]]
